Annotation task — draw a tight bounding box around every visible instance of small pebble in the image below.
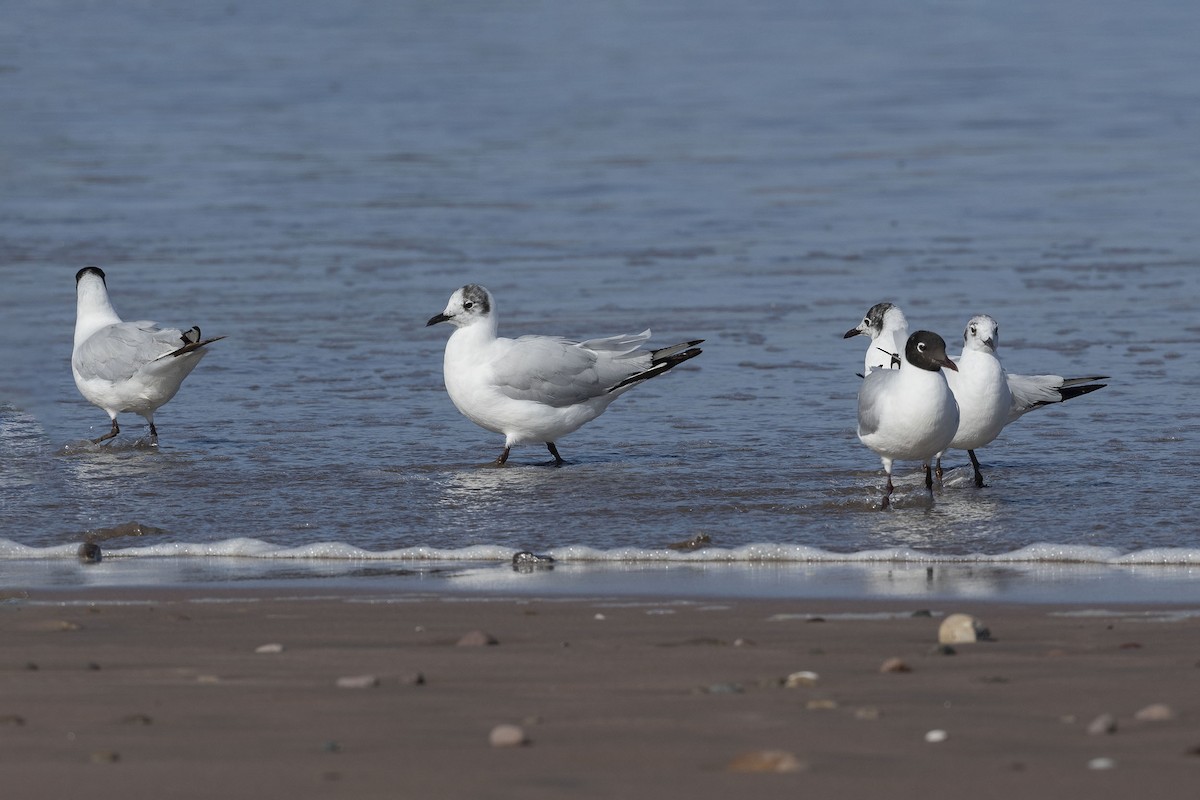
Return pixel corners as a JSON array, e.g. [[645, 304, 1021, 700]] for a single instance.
[[322, 741, 342, 753], [401, 672, 426, 686], [456, 630, 498, 647], [119, 713, 153, 726], [938, 613, 989, 644], [727, 750, 806, 773], [335, 674, 380, 689], [924, 729, 948, 743], [702, 682, 744, 694], [1087, 713, 1117, 735], [879, 657, 912, 674], [0, 714, 26, 726], [489, 724, 529, 748], [90, 750, 120, 763], [855, 707, 881, 721], [77, 542, 102, 563], [1087, 757, 1116, 770], [733, 638, 754, 647], [593, 613, 606, 621], [86, 662, 102, 671], [928, 645, 956, 656], [255, 643, 285, 654], [806, 699, 838, 711], [911, 609, 933, 618], [784, 670, 819, 688], [1134, 703, 1175, 722]]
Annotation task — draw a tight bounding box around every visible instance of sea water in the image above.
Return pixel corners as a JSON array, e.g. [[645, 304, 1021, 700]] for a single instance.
[[2, 0, 1199, 600]]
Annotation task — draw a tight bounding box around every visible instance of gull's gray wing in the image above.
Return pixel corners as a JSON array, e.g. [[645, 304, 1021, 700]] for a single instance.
[[73, 322, 188, 383], [490, 334, 649, 407], [1007, 372, 1108, 423], [856, 370, 897, 437]]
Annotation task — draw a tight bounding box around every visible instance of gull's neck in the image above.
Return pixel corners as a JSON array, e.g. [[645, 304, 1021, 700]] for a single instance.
[[74, 280, 122, 347]]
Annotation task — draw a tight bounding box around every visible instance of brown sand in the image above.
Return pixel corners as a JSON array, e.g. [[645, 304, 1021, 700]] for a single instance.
[[2, 589, 1198, 799]]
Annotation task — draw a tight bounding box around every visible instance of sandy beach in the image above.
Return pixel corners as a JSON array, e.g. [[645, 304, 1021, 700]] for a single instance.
[[1, 589, 1197, 799]]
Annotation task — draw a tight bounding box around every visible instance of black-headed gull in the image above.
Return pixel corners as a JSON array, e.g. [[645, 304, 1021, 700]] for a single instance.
[[857, 330, 959, 509], [426, 284, 703, 466], [846, 303, 1108, 487], [844, 301, 908, 376], [72, 267, 224, 444]]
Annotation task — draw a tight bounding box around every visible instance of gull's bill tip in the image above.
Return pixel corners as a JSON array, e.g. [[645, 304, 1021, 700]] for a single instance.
[[426, 312, 450, 327]]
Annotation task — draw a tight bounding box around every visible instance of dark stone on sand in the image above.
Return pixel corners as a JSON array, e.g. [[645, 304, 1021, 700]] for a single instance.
[[402, 672, 426, 685], [120, 713, 153, 726], [86, 662, 102, 671], [912, 609, 933, 618], [928, 645, 957, 656], [0, 714, 26, 726], [77, 542, 102, 563], [457, 630, 499, 647], [90, 750, 120, 763], [879, 657, 912, 673], [1087, 713, 1117, 735]]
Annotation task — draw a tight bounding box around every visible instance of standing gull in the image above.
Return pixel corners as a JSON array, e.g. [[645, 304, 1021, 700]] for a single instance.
[[844, 301, 908, 376], [72, 266, 224, 444], [846, 303, 1108, 486], [938, 314, 1107, 487], [857, 331, 959, 509], [426, 284, 703, 465]]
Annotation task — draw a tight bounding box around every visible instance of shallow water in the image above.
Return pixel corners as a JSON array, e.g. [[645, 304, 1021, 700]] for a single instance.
[[2, 0, 1199, 596]]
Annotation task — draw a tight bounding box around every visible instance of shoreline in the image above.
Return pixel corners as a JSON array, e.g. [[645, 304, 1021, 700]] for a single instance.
[[3, 588, 1198, 798], [3, 556, 1200, 605]]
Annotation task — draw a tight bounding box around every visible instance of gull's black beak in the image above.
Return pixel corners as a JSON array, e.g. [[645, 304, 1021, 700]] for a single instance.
[[426, 313, 450, 327], [843, 327, 863, 339], [941, 356, 959, 372]]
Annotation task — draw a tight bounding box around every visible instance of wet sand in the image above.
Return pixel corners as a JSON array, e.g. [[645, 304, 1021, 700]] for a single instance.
[[2, 589, 1198, 799]]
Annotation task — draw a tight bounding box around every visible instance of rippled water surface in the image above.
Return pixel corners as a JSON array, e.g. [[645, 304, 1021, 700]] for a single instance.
[[2, 0, 1199, 594]]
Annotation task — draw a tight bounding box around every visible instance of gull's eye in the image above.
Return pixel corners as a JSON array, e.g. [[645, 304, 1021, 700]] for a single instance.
[[463, 301, 474, 310], [969, 325, 977, 336], [863, 318, 870, 326], [917, 342, 927, 352]]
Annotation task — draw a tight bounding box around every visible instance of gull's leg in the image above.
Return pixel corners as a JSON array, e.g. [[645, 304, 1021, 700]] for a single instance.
[[92, 418, 120, 444], [546, 442, 564, 467], [493, 446, 511, 466], [968, 450, 986, 488], [935, 456, 944, 483], [925, 462, 935, 492], [880, 458, 894, 510], [147, 417, 159, 446]]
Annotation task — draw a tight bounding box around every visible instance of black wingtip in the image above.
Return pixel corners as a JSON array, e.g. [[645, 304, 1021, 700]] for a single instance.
[[608, 345, 702, 393], [1059, 382, 1107, 402]]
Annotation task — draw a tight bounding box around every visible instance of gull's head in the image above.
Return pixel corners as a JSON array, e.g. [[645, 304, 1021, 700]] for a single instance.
[[905, 330, 958, 373], [844, 302, 904, 340], [76, 266, 107, 289], [962, 314, 998, 353], [426, 284, 494, 329]]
